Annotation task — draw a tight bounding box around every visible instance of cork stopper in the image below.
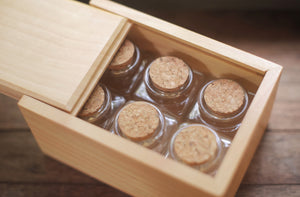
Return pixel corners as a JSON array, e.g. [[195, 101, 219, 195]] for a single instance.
[[203, 79, 245, 116], [118, 102, 160, 141], [174, 125, 218, 166], [109, 39, 135, 70], [149, 56, 190, 92], [79, 85, 105, 117]]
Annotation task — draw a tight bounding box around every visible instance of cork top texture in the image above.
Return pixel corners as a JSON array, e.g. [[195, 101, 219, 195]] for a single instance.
[[204, 79, 245, 116], [109, 39, 135, 70], [118, 102, 160, 141], [149, 56, 189, 92], [79, 85, 105, 117], [174, 125, 218, 166]]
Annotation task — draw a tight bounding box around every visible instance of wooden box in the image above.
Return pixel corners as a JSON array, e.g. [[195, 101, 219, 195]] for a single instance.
[[0, 0, 282, 196]]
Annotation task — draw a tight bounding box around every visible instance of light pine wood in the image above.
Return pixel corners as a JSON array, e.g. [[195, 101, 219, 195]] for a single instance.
[[127, 25, 263, 93], [0, 0, 127, 113], [215, 67, 282, 196], [18, 95, 217, 197], [71, 21, 132, 116]]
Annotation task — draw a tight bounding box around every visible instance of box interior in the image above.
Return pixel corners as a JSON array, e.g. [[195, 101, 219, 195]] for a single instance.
[[127, 25, 264, 93], [75, 23, 265, 177]]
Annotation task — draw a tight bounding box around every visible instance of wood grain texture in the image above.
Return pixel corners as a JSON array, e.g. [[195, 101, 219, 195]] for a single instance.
[[0, 95, 28, 130], [242, 130, 300, 184], [0, 130, 97, 184], [236, 185, 300, 197], [0, 184, 128, 197], [70, 21, 132, 116], [0, 0, 126, 112], [0, 184, 299, 197]]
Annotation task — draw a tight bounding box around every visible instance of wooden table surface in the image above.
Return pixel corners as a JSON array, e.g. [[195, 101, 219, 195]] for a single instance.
[[0, 9, 299, 197]]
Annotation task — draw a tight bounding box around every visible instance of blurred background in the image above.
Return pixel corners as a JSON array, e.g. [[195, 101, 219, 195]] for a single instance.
[[80, 0, 300, 49], [0, 0, 299, 197], [83, 0, 300, 10]]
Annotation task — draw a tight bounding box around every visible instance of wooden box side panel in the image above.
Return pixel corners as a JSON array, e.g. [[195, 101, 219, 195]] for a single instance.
[[127, 25, 263, 93], [216, 67, 282, 196], [18, 95, 220, 197]]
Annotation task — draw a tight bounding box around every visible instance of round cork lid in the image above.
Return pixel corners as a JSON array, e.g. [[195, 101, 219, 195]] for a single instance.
[[174, 125, 218, 166], [109, 39, 135, 70], [203, 79, 245, 116], [118, 102, 160, 141], [79, 85, 105, 117], [149, 56, 190, 92]]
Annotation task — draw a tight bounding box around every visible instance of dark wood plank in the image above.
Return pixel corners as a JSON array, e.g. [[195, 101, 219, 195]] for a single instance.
[[111, 0, 300, 11], [144, 11, 300, 43], [242, 130, 300, 184], [0, 184, 299, 197], [0, 131, 97, 184], [0, 184, 128, 197], [269, 102, 300, 130], [236, 185, 300, 197], [0, 95, 28, 130]]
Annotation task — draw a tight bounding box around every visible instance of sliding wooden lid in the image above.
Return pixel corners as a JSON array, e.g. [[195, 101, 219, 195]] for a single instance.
[[0, 0, 128, 113]]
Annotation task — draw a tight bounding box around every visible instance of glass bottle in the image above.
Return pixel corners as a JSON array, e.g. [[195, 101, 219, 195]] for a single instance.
[[113, 101, 178, 153], [168, 124, 223, 173], [134, 56, 204, 118], [79, 84, 125, 129], [188, 79, 249, 133], [101, 39, 145, 96]]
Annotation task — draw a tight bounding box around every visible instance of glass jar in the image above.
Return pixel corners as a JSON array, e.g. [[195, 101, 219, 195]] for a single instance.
[[134, 56, 204, 118], [168, 124, 223, 173], [79, 84, 125, 129], [113, 101, 178, 153], [189, 79, 249, 133], [101, 39, 145, 96]]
